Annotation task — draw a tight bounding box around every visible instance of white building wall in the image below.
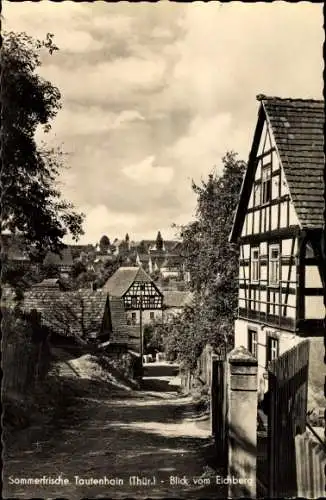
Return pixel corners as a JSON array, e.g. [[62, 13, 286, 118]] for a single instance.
[[126, 309, 163, 325], [305, 296, 325, 319], [234, 318, 303, 399], [305, 266, 323, 288]]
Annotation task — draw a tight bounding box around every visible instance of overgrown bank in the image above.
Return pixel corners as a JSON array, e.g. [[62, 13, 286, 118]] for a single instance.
[[2, 307, 140, 445]]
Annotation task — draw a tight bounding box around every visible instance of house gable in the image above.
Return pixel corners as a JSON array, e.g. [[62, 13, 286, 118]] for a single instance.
[[230, 96, 324, 243], [232, 95, 325, 337], [239, 113, 300, 239]]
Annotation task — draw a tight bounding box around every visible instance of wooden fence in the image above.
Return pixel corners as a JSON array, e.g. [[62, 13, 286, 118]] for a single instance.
[[295, 430, 326, 498], [267, 339, 310, 498], [196, 344, 214, 386], [180, 369, 194, 392]]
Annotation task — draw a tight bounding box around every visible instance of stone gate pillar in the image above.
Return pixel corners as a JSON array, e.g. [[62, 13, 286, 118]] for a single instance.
[[227, 346, 258, 498]]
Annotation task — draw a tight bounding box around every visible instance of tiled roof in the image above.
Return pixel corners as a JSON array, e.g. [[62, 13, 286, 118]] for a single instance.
[[260, 96, 324, 228], [163, 291, 194, 308], [102, 266, 153, 297], [34, 278, 60, 286], [108, 296, 129, 343], [31, 278, 68, 290], [23, 289, 127, 344], [137, 239, 180, 252]]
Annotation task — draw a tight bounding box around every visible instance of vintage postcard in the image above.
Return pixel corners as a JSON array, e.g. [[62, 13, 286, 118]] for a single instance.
[[1, 1, 325, 499]]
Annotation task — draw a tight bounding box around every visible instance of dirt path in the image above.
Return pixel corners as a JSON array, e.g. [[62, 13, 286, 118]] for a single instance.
[[3, 372, 225, 499]]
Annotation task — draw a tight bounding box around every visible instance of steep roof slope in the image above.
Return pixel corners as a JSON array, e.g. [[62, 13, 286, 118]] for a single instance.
[[230, 96, 324, 241], [102, 266, 153, 297], [262, 96, 324, 228], [107, 296, 129, 343], [23, 289, 127, 342]]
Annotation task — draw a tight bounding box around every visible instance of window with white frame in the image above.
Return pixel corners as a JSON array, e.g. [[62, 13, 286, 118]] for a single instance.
[[261, 165, 272, 204], [266, 335, 279, 366], [250, 247, 260, 282], [269, 244, 280, 285], [248, 328, 258, 358]]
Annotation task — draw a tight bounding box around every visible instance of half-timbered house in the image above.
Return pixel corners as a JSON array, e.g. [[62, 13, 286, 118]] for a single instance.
[[102, 266, 163, 325], [229, 95, 325, 398]]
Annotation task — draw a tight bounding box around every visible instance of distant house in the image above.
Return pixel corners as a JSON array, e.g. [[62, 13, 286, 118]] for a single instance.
[[111, 236, 134, 256], [136, 237, 181, 255], [163, 291, 194, 321], [23, 289, 129, 348], [102, 266, 163, 326], [43, 247, 73, 277], [160, 254, 183, 279]]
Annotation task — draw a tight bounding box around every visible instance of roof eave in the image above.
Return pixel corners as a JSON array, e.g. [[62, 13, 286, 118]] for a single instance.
[[229, 103, 266, 243]]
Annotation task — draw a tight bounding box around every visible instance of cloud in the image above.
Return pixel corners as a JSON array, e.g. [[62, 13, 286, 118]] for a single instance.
[[122, 156, 174, 186], [152, 2, 323, 118], [167, 113, 251, 185], [113, 110, 145, 128], [41, 56, 167, 105], [3, 1, 323, 243], [3, 2, 103, 54], [41, 107, 145, 137], [73, 204, 140, 244], [88, 14, 133, 35]]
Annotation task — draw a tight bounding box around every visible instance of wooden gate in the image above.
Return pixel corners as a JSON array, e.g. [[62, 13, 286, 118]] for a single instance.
[[211, 353, 228, 471], [267, 339, 310, 498]]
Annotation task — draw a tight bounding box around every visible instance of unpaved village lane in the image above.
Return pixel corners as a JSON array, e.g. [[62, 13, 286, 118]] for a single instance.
[[3, 375, 225, 499]]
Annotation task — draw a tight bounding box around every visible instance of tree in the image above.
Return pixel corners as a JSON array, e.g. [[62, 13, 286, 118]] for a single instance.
[[156, 231, 163, 251], [75, 269, 97, 289], [143, 321, 165, 356], [71, 260, 87, 280], [137, 240, 147, 254], [1, 31, 84, 259], [99, 235, 110, 253], [167, 152, 246, 369]]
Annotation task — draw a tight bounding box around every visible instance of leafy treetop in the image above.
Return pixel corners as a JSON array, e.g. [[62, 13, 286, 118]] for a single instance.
[[1, 31, 84, 258], [164, 152, 246, 369], [99, 235, 111, 253]]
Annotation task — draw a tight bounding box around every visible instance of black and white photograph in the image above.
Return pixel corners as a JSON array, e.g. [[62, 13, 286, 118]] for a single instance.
[[1, 1, 325, 498]]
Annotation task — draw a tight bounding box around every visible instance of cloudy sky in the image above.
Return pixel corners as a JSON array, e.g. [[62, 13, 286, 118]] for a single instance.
[[4, 1, 323, 244]]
